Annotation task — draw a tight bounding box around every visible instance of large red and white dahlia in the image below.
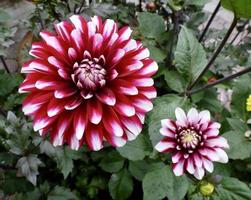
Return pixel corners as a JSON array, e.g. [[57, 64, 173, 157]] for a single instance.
[[155, 107, 229, 179], [19, 15, 158, 151]]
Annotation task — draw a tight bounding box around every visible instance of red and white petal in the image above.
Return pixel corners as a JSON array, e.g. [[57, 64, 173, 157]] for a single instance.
[[186, 157, 195, 174], [193, 153, 203, 168], [199, 148, 219, 162], [204, 128, 219, 137], [172, 152, 182, 163], [117, 26, 132, 42], [70, 15, 87, 33], [199, 110, 211, 124], [120, 115, 142, 136], [64, 96, 82, 110], [161, 119, 176, 131], [115, 79, 139, 95], [131, 95, 153, 113], [193, 167, 205, 180], [102, 107, 124, 137], [131, 78, 154, 87], [55, 21, 74, 42], [73, 106, 87, 140], [159, 127, 175, 138], [187, 108, 199, 126], [209, 122, 221, 129], [87, 99, 103, 124], [22, 92, 52, 115], [96, 87, 116, 106], [54, 87, 77, 99], [102, 19, 116, 39], [85, 124, 103, 151], [173, 159, 185, 176], [155, 140, 176, 152], [214, 148, 228, 163], [47, 98, 66, 117], [202, 158, 214, 173], [33, 107, 57, 132], [136, 59, 158, 77], [114, 95, 135, 117], [139, 86, 157, 99], [206, 137, 229, 149], [175, 107, 188, 127]]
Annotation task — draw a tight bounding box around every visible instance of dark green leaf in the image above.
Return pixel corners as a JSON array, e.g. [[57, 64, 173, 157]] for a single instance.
[[138, 12, 165, 41], [143, 166, 189, 200], [108, 168, 133, 200], [222, 131, 251, 159], [99, 151, 125, 173], [221, 0, 251, 19], [175, 26, 207, 82], [128, 160, 165, 181], [216, 177, 251, 200], [227, 118, 248, 132], [16, 155, 42, 185], [117, 134, 152, 161], [48, 186, 78, 200], [163, 70, 187, 93]]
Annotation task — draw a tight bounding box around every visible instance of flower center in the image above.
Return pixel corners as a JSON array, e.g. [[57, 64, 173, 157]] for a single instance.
[[179, 129, 201, 149], [72, 52, 107, 92]]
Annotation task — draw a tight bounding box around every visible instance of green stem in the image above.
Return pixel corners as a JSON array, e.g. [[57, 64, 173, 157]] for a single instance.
[[185, 66, 251, 96], [188, 17, 238, 90]]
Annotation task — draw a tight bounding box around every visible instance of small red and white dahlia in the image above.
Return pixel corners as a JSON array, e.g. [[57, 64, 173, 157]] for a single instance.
[[155, 107, 229, 180], [19, 15, 158, 151]]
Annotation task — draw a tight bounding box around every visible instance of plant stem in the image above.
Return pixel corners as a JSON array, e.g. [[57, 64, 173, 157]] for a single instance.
[[166, 10, 180, 67], [199, 1, 221, 42], [230, 20, 249, 45], [78, 0, 85, 14], [188, 17, 237, 90], [0, 106, 6, 116], [186, 66, 251, 96], [0, 55, 10, 73], [139, 0, 142, 12], [36, 4, 44, 29]]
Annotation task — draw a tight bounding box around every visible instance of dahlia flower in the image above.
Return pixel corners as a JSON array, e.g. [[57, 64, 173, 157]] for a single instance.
[[19, 15, 158, 151], [155, 107, 229, 180]]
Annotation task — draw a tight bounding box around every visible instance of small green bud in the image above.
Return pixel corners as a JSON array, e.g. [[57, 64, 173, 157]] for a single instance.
[[199, 181, 215, 196]]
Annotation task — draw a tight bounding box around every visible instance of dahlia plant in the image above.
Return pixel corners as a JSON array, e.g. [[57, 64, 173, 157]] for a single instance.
[[1, 0, 251, 200], [155, 107, 229, 179], [19, 15, 158, 151]]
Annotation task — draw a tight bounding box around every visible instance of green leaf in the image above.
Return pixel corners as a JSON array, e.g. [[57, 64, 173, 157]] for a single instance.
[[0, 71, 23, 97], [128, 160, 165, 181], [108, 168, 133, 200], [227, 118, 248, 133], [163, 70, 187, 93], [138, 12, 165, 41], [231, 74, 251, 120], [117, 134, 152, 161], [54, 146, 81, 179], [16, 155, 42, 185], [39, 140, 57, 157], [222, 131, 251, 159], [148, 45, 166, 62], [148, 94, 191, 146], [221, 0, 251, 19], [99, 151, 125, 173], [143, 166, 189, 200], [175, 26, 207, 82], [216, 177, 251, 200], [48, 186, 78, 200]]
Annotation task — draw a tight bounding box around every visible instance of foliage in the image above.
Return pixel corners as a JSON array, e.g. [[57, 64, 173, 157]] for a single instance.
[[0, 0, 251, 199]]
